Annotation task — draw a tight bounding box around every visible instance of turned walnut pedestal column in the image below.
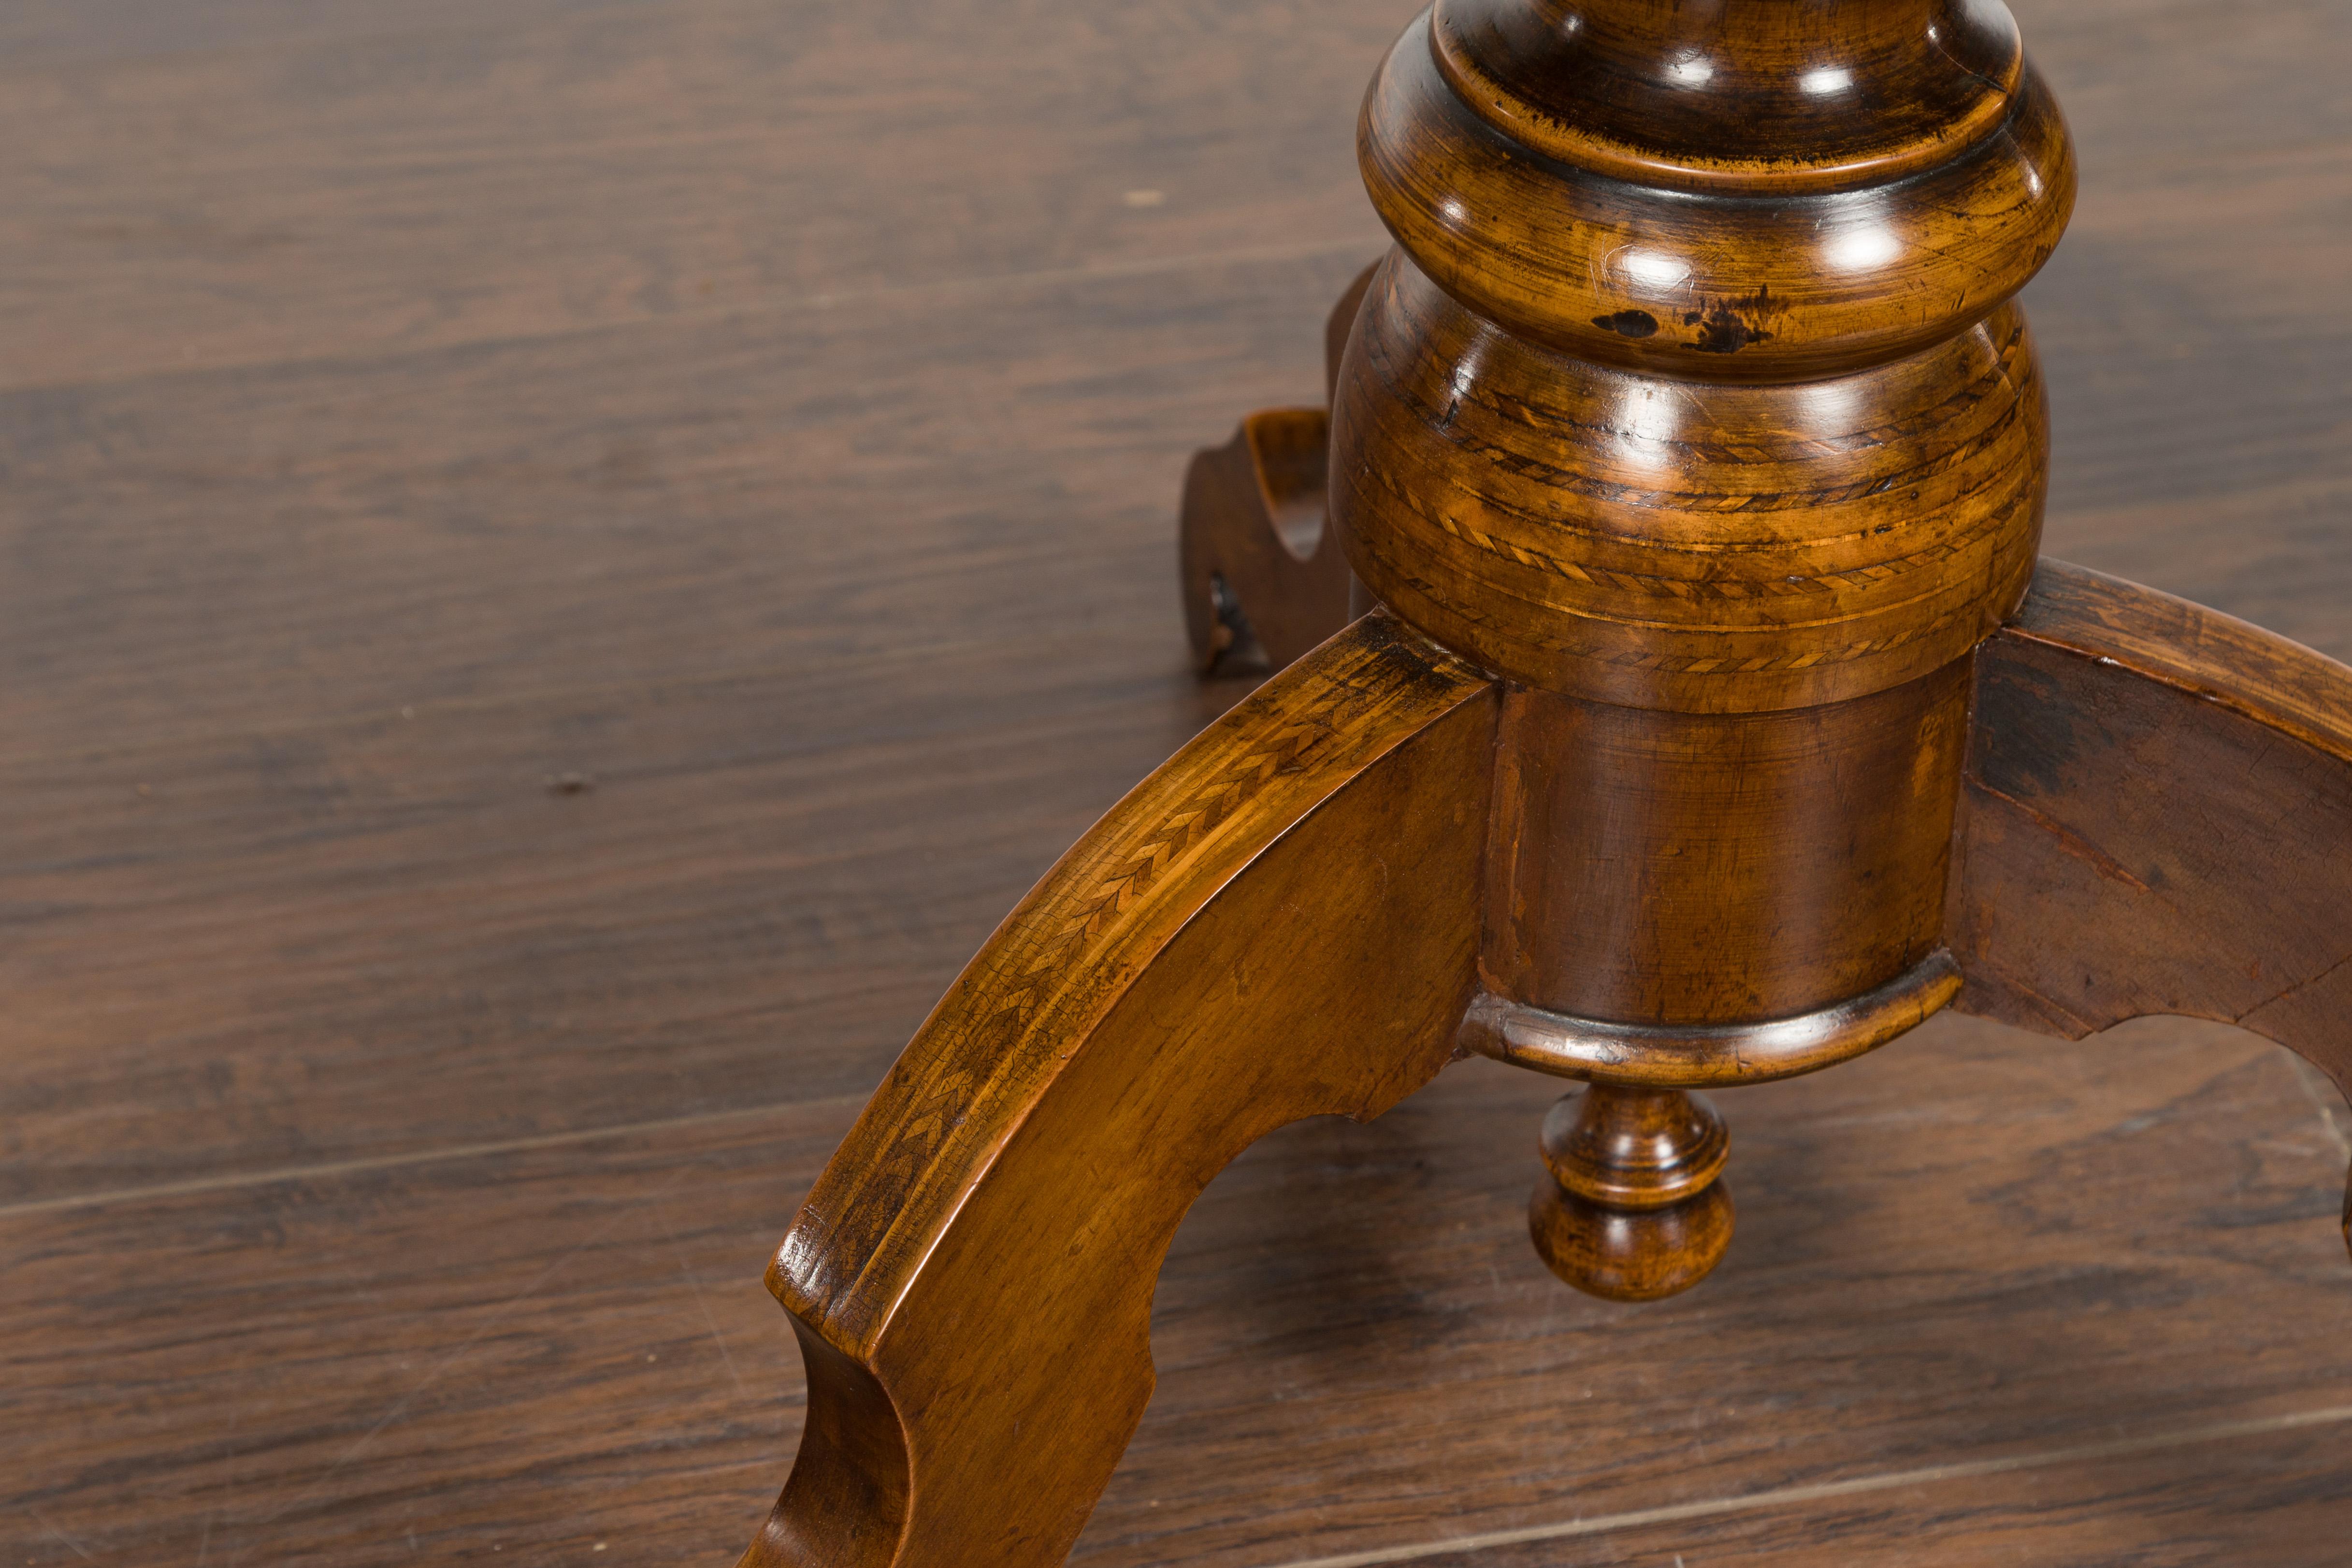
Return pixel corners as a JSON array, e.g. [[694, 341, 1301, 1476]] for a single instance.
[[735, 3, 2352, 1563]]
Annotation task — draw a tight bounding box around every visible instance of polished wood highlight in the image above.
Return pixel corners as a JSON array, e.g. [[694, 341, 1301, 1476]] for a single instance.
[[1363, 0, 2075, 378], [12, 0, 2352, 1565], [1429, 0, 2026, 193], [1336, 0, 2067, 714]]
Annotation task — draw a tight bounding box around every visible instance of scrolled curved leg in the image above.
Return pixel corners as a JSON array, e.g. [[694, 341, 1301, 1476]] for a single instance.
[[1949, 559, 2352, 1254], [739, 614, 1498, 1568], [1177, 264, 1376, 675]]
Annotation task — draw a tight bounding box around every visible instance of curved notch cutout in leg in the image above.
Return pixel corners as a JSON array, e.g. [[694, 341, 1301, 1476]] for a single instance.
[[1179, 408, 1348, 674], [1179, 264, 1379, 676]]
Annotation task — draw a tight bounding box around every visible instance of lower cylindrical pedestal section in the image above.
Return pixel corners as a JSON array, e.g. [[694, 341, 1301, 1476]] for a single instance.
[[1529, 1084, 1733, 1301], [1485, 661, 1973, 1029]]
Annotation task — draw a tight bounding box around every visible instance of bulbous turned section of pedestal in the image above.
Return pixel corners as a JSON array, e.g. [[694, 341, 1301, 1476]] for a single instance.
[[1363, 0, 2073, 382], [1431, 0, 2024, 197], [1336, 263, 2050, 711], [1530, 1085, 1734, 1301], [1335, 0, 2075, 714]]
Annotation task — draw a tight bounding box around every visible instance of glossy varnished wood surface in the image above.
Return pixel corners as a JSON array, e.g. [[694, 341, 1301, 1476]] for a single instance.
[[1334, 0, 2064, 717], [1361, 2, 2072, 378], [5, 1, 2352, 1563]]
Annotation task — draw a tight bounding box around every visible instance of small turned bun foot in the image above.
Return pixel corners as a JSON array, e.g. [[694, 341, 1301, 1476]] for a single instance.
[[1528, 1084, 1733, 1302]]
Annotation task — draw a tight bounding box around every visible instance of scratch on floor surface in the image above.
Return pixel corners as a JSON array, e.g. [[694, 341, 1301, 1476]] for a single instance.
[[0, 1094, 867, 1223], [1263, 1405, 2352, 1568], [221, 1184, 675, 1566], [659, 1202, 750, 1399], [29, 1509, 95, 1562], [2289, 1055, 2352, 1160]]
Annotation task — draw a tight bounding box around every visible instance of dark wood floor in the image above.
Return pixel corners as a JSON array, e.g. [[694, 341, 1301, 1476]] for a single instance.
[[6, 1, 2352, 1563]]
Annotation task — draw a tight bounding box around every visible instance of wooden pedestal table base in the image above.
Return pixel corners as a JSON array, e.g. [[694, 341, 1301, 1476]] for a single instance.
[[730, 1, 2352, 1562], [734, 565, 2352, 1568]]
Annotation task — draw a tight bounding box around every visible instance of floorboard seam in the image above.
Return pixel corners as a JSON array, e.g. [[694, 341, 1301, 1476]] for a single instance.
[[794, 237, 1381, 316], [9, 235, 1386, 399], [0, 637, 1183, 790], [1262, 1404, 2352, 1568], [0, 1094, 866, 1223]]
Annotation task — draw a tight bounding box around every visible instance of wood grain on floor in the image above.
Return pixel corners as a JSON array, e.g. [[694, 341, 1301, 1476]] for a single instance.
[[10, 1016, 2352, 1564], [2, 0, 2349, 1563]]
